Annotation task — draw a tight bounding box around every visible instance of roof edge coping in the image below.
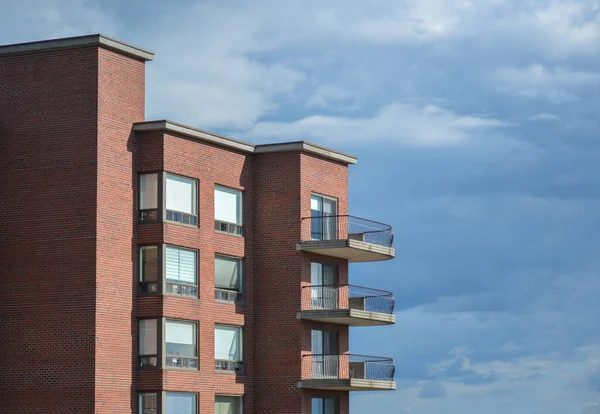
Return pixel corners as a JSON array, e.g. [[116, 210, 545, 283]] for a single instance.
[[0, 34, 154, 62], [134, 120, 358, 164]]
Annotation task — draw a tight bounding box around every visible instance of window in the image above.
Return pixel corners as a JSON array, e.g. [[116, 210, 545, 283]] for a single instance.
[[139, 245, 198, 298], [140, 173, 159, 222], [310, 263, 338, 309], [214, 185, 243, 236], [214, 255, 243, 304], [166, 173, 197, 226], [165, 392, 197, 414], [165, 320, 198, 369], [311, 398, 338, 414], [139, 320, 158, 368], [215, 325, 243, 373], [311, 329, 339, 379], [139, 172, 198, 226], [138, 319, 198, 370], [311, 194, 338, 240], [139, 393, 158, 414], [140, 246, 159, 293], [165, 246, 198, 297], [215, 396, 242, 414]]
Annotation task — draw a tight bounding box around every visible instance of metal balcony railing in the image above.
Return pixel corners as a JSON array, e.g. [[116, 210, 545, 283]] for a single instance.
[[301, 215, 393, 247], [301, 354, 395, 382], [301, 285, 395, 314]]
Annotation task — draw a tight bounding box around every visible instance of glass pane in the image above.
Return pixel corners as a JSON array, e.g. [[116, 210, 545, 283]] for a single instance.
[[139, 320, 157, 355], [140, 174, 158, 209], [323, 264, 336, 285], [311, 330, 323, 354], [165, 246, 197, 284], [215, 186, 242, 224], [215, 326, 241, 360], [215, 256, 241, 290], [215, 396, 241, 414], [166, 320, 196, 357], [324, 398, 336, 414], [311, 263, 323, 285], [140, 247, 158, 282], [139, 393, 158, 414], [311, 398, 324, 414], [166, 174, 196, 215], [165, 392, 196, 414]]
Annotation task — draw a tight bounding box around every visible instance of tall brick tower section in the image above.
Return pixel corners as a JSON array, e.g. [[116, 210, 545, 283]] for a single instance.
[[0, 36, 152, 413]]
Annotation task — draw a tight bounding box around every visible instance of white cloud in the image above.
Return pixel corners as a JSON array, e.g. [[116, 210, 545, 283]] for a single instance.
[[305, 85, 358, 110], [530, 113, 561, 122], [491, 64, 600, 103], [242, 102, 509, 146]]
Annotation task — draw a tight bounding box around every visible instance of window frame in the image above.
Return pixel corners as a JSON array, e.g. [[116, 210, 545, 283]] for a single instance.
[[214, 254, 244, 304], [138, 318, 199, 371], [214, 324, 244, 374], [138, 171, 199, 228], [214, 184, 244, 236], [215, 395, 244, 414], [138, 244, 199, 299], [311, 397, 340, 414], [310, 193, 339, 241]]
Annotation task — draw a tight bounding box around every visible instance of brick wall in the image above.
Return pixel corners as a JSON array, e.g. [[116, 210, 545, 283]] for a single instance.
[[95, 47, 146, 412], [0, 47, 100, 412]]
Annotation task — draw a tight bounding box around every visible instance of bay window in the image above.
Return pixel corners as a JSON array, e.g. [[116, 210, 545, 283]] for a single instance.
[[215, 325, 243, 373], [214, 255, 243, 304], [165, 246, 198, 296], [166, 173, 197, 225], [139, 245, 198, 298], [138, 319, 158, 368], [214, 185, 243, 236], [138, 172, 198, 226], [165, 320, 198, 369], [138, 318, 198, 370]]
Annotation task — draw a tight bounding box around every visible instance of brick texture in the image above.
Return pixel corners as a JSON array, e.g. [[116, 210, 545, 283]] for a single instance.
[[1, 40, 355, 414]]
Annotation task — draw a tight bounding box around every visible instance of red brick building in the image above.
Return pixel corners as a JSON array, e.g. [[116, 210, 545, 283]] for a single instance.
[[0, 35, 396, 414]]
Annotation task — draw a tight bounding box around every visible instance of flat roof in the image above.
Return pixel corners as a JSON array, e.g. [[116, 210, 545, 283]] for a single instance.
[[133, 120, 358, 165], [0, 34, 154, 62]]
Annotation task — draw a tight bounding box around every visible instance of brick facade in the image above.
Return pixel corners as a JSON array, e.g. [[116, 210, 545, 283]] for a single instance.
[[0, 35, 387, 413]]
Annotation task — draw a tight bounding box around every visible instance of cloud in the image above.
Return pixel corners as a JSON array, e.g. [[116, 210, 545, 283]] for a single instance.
[[305, 85, 358, 110], [242, 102, 509, 146], [491, 64, 600, 103], [418, 381, 447, 399], [530, 113, 561, 122]]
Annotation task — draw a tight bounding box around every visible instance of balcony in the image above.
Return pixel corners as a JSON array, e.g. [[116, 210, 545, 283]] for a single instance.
[[298, 354, 396, 391], [298, 285, 395, 326], [298, 215, 395, 262]]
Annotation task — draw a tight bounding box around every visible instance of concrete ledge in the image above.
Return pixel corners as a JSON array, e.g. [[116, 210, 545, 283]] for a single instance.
[[297, 309, 396, 326], [254, 141, 357, 165], [296, 239, 395, 262], [134, 120, 358, 165], [297, 379, 396, 391], [0, 34, 154, 61], [133, 120, 255, 153]]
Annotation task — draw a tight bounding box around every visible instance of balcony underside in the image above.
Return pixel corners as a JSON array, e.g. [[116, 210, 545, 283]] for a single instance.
[[297, 309, 396, 326], [296, 239, 395, 262], [298, 379, 396, 391]]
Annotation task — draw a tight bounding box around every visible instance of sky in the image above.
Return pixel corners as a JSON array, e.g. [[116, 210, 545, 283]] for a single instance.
[[2, 1, 600, 413]]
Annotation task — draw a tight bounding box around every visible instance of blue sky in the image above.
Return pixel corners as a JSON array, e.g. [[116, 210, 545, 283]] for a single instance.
[[2, 1, 600, 413]]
